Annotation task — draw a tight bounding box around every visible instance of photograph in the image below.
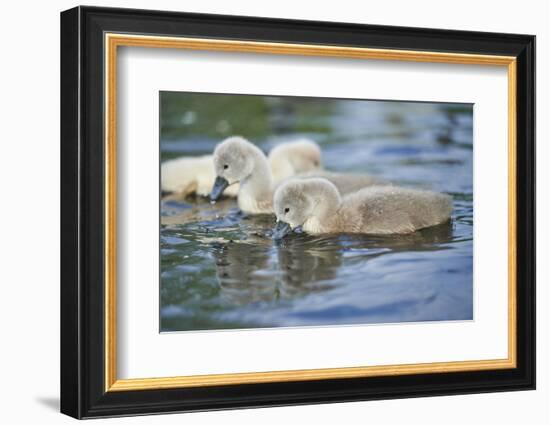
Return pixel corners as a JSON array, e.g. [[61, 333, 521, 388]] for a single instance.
[[159, 92, 473, 332]]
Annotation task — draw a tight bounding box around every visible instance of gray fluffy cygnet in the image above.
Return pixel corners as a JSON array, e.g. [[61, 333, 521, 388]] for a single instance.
[[272, 178, 453, 238]]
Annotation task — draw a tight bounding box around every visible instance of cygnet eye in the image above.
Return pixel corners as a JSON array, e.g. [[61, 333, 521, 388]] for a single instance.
[[223, 164, 229, 170], [284, 207, 290, 214]]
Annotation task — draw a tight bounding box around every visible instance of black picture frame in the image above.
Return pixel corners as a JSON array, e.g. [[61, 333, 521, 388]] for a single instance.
[[61, 5, 535, 419]]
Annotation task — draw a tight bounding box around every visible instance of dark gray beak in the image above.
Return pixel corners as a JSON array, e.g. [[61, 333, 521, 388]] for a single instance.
[[210, 176, 229, 202], [272, 221, 292, 240]]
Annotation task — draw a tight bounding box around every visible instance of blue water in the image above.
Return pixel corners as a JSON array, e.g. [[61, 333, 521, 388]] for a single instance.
[[160, 95, 473, 332]]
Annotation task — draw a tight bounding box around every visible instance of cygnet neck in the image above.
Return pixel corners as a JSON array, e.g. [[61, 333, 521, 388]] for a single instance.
[[268, 155, 294, 182], [309, 180, 342, 223], [239, 146, 274, 207]]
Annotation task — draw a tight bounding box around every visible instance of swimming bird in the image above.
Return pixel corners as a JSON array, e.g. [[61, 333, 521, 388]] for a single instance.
[[272, 178, 453, 238], [210, 136, 387, 214], [161, 138, 322, 198]]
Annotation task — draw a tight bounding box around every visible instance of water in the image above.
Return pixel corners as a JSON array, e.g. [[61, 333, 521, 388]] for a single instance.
[[160, 94, 473, 332]]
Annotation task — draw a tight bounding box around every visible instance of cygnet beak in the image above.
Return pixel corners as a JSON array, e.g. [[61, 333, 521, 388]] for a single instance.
[[210, 176, 229, 202], [272, 221, 292, 240]]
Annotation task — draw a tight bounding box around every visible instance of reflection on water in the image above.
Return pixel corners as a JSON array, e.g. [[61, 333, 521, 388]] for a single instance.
[[160, 94, 473, 332]]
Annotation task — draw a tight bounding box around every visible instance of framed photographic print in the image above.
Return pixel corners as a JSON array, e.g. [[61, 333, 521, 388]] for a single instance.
[[60, 6, 535, 419]]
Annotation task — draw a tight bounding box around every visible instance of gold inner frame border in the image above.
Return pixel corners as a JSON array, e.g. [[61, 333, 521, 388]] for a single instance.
[[104, 33, 517, 392]]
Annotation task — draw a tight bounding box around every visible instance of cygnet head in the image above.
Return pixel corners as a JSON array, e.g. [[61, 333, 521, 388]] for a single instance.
[[288, 139, 322, 172], [210, 136, 262, 201], [272, 178, 339, 239], [268, 139, 322, 181]]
